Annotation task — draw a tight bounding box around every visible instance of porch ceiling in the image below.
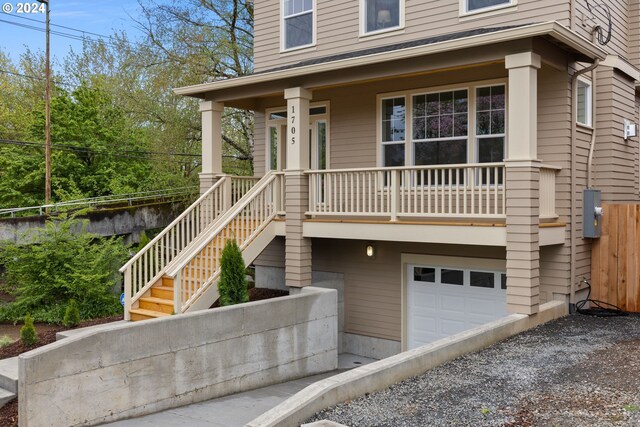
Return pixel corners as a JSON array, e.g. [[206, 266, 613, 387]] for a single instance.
[[175, 22, 606, 109]]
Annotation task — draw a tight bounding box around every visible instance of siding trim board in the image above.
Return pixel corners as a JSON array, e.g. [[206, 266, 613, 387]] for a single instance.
[[175, 22, 606, 99]]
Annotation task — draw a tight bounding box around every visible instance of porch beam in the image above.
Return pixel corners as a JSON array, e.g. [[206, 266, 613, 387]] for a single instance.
[[284, 88, 313, 289], [504, 52, 542, 315], [199, 101, 224, 194]]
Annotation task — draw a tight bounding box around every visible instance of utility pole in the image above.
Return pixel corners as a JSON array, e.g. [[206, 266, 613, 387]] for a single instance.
[[37, 0, 51, 206]]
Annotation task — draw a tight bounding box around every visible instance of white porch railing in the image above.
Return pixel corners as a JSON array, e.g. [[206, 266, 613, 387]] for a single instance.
[[165, 171, 284, 313], [307, 163, 507, 220], [120, 175, 260, 316]]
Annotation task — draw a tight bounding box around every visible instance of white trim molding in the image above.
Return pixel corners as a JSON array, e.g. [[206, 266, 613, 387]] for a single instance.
[[280, 0, 317, 53], [360, 0, 406, 38], [459, 0, 517, 17]]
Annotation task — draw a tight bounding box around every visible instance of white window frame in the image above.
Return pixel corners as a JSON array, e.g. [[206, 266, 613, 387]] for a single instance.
[[576, 77, 593, 128], [459, 0, 517, 17], [281, 0, 317, 53], [376, 79, 508, 169], [378, 95, 407, 167], [411, 88, 471, 168], [360, 0, 405, 38]]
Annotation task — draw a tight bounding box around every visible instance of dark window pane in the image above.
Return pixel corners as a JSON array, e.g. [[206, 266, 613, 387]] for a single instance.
[[454, 90, 469, 113], [269, 127, 278, 170], [477, 111, 491, 135], [440, 114, 454, 138], [454, 113, 468, 137], [439, 140, 467, 164], [426, 116, 439, 139], [470, 271, 495, 288], [491, 85, 506, 110], [285, 13, 313, 49], [467, 0, 511, 11], [478, 137, 504, 163], [441, 269, 464, 285], [426, 93, 439, 116], [366, 0, 401, 32], [310, 107, 327, 115], [317, 122, 327, 170], [491, 110, 505, 134], [440, 92, 454, 114], [383, 120, 393, 142], [501, 274, 507, 290], [270, 111, 287, 120], [414, 267, 436, 282], [413, 95, 426, 117], [392, 119, 405, 141], [384, 143, 405, 167], [413, 117, 426, 140], [414, 141, 438, 166], [477, 87, 491, 110]]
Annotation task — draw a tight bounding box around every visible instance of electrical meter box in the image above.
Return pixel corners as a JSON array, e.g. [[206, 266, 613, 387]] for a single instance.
[[583, 189, 602, 238]]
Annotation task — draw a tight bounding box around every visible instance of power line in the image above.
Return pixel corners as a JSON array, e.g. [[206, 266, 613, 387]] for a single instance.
[[1, 10, 114, 40], [0, 68, 72, 87]]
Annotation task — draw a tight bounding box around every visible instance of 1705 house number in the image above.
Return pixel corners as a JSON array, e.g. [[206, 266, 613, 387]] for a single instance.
[[290, 106, 296, 144]]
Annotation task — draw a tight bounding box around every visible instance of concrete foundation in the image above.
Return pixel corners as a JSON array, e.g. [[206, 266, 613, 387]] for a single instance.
[[19, 288, 338, 427], [342, 333, 400, 360]]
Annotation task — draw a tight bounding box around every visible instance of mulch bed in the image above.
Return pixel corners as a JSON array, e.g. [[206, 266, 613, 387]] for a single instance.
[[0, 315, 123, 360], [210, 287, 289, 308], [0, 315, 123, 427]]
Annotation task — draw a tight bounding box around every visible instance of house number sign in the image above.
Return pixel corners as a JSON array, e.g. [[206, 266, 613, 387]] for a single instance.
[[290, 105, 296, 145]]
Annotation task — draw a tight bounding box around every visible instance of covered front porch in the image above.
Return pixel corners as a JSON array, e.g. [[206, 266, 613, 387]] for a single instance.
[[176, 22, 606, 316]]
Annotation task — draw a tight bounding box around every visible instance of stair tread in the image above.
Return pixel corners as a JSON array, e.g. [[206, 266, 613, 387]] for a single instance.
[[153, 286, 173, 291], [129, 308, 171, 318], [139, 296, 173, 305]]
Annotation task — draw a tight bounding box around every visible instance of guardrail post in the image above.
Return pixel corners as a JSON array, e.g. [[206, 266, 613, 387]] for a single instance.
[[173, 272, 181, 315], [223, 176, 233, 212], [124, 267, 132, 321], [390, 169, 400, 222]]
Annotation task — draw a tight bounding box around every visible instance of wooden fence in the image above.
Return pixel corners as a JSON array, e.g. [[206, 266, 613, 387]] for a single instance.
[[591, 204, 640, 312]]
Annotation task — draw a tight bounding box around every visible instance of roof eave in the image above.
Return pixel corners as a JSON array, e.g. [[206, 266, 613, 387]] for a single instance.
[[174, 22, 607, 98]]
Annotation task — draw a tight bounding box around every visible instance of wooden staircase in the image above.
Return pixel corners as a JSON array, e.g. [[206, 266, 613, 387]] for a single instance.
[[130, 277, 175, 321]]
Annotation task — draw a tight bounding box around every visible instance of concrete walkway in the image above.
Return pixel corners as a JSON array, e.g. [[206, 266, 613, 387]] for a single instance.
[[103, 354, 375, 427]]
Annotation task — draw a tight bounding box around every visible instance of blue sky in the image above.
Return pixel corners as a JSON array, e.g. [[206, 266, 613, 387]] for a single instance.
[[0, 0, 144, 64]]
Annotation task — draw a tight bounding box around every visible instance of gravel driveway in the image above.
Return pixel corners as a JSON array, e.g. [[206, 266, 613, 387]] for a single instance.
[[309, 314, 640, 427]]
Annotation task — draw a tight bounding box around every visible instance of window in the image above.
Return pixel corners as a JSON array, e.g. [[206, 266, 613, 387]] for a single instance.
[[465, 0, 514, 13], [577, 79, 592, 127], [476, 85, 505, 184], [381, 97, 406, 167], [283, 0, 314, 51], [470, 271, 496, 288], [268, 127, 279, 171], [441, 269, 464, 286], [363, 0, 402, 34], [413, 90, 469, 169], [414, 267, 436, 283]]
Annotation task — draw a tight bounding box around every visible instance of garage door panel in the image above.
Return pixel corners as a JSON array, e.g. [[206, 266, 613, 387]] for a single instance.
[[408, 263, 508, 350]]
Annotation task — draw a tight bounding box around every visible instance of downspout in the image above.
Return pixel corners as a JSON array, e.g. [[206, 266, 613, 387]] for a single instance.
[[570, 57, 600, 307]]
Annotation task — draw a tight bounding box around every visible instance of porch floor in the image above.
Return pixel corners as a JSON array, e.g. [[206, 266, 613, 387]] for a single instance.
[[101, 354, 376, 427]]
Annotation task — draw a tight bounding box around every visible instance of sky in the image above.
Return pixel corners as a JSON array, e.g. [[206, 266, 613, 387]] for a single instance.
[[0, 0, 144, 65]]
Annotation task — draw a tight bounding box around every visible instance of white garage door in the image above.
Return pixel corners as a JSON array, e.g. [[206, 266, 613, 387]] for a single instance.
[[407, 264, 508, 350]]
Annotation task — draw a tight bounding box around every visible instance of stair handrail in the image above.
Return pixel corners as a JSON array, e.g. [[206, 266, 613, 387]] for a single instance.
[[165, 171, 283, 312]]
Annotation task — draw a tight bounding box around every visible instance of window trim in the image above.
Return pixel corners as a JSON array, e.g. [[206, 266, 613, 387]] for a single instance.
[[280, 0, 317, 53], [376, 79, 508, 168], [378, 94, 407, 167], [474, 83, 507, 164], [360, 0, 406, 38], [459, 0, 517, 17], [576, 77, 593, 128]]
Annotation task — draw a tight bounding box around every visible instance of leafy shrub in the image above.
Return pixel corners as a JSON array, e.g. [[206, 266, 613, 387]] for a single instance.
[[63, 299, 81, 327], [137, 231, 151, 252], [0, 216, 128, 324], [20, 314, 38, 346], [0, 336, 12, 348], [217, 239, 249, 306]]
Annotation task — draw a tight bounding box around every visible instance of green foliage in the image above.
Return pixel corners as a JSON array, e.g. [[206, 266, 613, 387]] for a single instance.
[[63, 299, 81, 328], [624, 404, 640, 413], [137, 231, 151, 252], [217, 239, 249, 307], [20, 314, 38, 346], [0, 336, 12, 348], [0, 216, 127, 323]]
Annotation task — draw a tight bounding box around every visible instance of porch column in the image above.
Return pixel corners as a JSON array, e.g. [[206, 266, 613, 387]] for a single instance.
[[505, 52, 541, 315], [199, 101, 224, 195], [284, 87, 312, 290]]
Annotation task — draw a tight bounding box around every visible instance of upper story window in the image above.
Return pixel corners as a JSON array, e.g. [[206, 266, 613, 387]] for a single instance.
[[363, 0, 403, 35], [576, 79, 593, 127], [464, 0, 516, 14], [282, 0, 314, 51]]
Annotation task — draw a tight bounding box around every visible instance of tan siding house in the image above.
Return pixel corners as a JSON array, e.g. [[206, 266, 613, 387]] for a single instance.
[[122, 0, 640, 359]]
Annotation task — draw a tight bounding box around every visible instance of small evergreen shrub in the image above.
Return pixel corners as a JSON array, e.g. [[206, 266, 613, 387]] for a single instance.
[[0, 336, 12, 348], [63, 299, 81, 327], [217, 239, 249, 306], [20, 314, 38, 346]]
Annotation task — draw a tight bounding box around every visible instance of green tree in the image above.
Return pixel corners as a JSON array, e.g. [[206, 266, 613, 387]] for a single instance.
[[0, 216, 128, 323], [20, 314, 38, 346], [217, 239, 249, 306], [63, 299, 81, 328]]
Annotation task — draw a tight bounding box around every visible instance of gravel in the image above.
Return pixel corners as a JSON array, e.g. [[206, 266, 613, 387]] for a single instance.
[[308, 314, 640, 427]]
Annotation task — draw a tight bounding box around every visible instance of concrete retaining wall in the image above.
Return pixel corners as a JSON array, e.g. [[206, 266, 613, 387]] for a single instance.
[[18, 287, 338, 427], [247, 300, 567, 427]]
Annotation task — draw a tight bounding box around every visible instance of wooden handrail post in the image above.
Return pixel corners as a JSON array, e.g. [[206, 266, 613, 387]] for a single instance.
[[173, 271, 182, 315], [124, 267, 132, 321], [391, 169, 400, 222], [222, 176, 232, 212]]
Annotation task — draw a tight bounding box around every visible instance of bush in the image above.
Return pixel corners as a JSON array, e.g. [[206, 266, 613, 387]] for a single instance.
[[217, 239, 249, 307], [20, 314, 38, 346], [63, 299, 81, 328], [0, 336, 12, 348], [0, 216, 128, 324]]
